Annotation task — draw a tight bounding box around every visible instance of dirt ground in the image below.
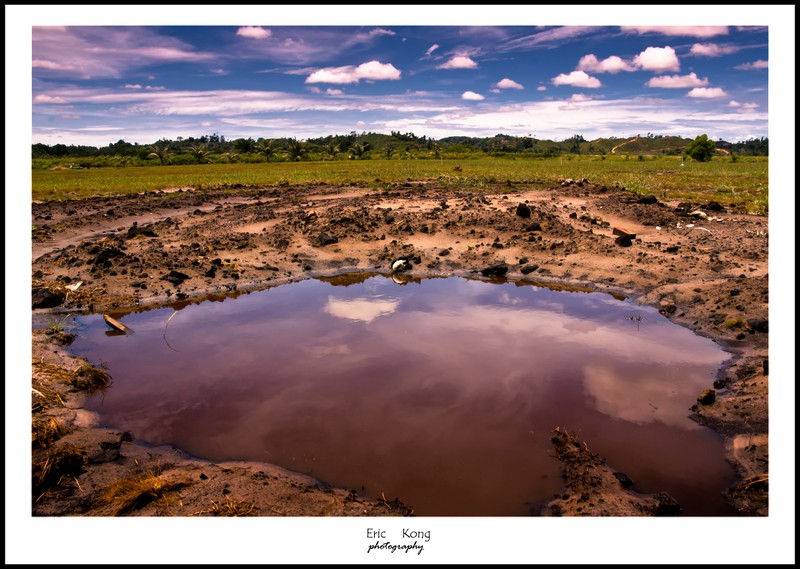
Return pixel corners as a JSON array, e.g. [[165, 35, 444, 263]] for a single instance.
[[29, 178, 769, 516]]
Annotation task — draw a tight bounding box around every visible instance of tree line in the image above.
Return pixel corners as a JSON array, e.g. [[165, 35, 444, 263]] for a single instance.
[[31, 131, 768, 168]]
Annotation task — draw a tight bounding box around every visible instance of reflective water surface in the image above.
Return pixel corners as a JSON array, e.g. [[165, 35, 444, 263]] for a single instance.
[[72, 275, 736, 515]]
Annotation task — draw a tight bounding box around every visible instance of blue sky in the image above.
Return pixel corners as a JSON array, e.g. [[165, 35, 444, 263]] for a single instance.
[[19, 9, 783, 147]]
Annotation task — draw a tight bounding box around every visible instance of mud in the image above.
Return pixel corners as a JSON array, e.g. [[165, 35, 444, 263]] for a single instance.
[[30, 179, 769, 516]]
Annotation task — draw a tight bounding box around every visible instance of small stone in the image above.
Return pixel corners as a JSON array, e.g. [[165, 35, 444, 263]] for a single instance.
[[697, 389, 716, 405]]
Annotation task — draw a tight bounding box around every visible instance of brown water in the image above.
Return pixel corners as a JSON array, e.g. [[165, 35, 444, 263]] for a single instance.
[[71, 275, 737, 516]]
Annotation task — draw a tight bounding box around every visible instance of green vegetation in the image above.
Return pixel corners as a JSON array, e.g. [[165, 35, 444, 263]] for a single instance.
[[30, 131, 768, 214], [31, 154, 768, 214], [684, 134, 717, 162]]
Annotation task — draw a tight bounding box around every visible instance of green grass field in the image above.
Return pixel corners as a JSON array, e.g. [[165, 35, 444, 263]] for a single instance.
[[32, 155, 768, 214]]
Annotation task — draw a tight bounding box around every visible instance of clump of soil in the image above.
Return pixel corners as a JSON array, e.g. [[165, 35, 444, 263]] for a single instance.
[[30, 180, 769, 516]]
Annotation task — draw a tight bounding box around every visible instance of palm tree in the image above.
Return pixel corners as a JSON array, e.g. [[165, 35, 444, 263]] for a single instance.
[[256, 138, 277, 162], [189, 144, 208, 164], [350, 141, 370, 160], [147, 143, 170, 166], [323, 140, 340, 161], [286, 138, 308, 162]]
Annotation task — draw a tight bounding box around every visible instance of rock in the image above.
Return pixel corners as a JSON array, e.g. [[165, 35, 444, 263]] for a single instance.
[[318, 233, 339, 246], [613, 472, 634, 488], [525, 222, 542, 232], [615, 235, 634, 247], [697, 389, 716, 405], [637, 195, 659, 204], [652, 492, 681, 516], [32, 287, 66, 309], [706, 201, 726, 212], [438, 249, 450, 257], [126, 225, 158, 238], [665, 245, 679, 254], [165, 270, 190, 285], [392, 259, 412, 272], [520, 264, 539, 275], [515, 203, 532, 218], [93, 246, 124, 268], [481, 264, 508, 277], [763, 358, 768, 375], [747, 318, 768, 333]]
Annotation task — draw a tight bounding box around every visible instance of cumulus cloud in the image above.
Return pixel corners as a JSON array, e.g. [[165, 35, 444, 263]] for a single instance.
[[647, 72, 709, 88], [621, 26, 729, 38], [633, 46, 680, 72], [578, 54, 635, 74], [727, 100, 759, 112], [567, 93, 592, 102], [437, 56, 478, 70], [735, 60, 768, 70], [325, 88, 344, 96], [495, 78, 524, 90], [305, 61, 401, 84], [687, 87, 728, 98], [462, 91, 485, 101], [537, 86, 547, 91], [551, 71, 601, 88], [425, 44, 439, 56], [689, 43, 740, 57], [236, 26, 272, 40]]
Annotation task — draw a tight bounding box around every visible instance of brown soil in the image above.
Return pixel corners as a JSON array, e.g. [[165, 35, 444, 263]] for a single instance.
[[29, 179, 769, 517]]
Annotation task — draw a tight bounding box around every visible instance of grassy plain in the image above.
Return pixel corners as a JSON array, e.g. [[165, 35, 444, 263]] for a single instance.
[[32, 155, 768, 214]]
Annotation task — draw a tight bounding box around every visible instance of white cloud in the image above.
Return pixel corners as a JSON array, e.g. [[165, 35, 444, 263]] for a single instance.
[[735, 60, 769, 70], [490, 89, 500, 94], [33, 94, 67, 104], [307, 86, 321, 93], [578, 54, 635, 74], [689, 43, 740, 57], [567, 93, 592, 102], [551, 71, 601, 88], [124, 84, 142, 90], [32, 59, 78, 72], [437, 56, 478, 70], [305, 61, 401, 84], [236, 26, 272, 40], [728, 100, 741, 107], [325, 88, 344, 96], [495, 78, 524, 90], [325, 297, 399, 323], [621, 26, 729, 38], [647, 72, 709, 88], [425, 44, 439, 56], [739, 102, 759, 111], [462, 91, 485, 101], [687, 87, 728, 98], [633, 46, 680, 72], [536, 86, 547, 91]]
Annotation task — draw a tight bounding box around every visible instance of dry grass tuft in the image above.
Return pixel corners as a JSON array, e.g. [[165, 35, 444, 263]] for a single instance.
[[32, 417, 71, 448], [33, 443, 86, 499], [32, 381, 66, 412], [194, 495, 258, 517], [97, 471, 187, 516], [71, 364, 112, 391], [32, 358, 75, 384]]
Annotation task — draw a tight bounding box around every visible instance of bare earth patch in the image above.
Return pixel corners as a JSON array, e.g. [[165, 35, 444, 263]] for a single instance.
[[30, 180, 768, 516]]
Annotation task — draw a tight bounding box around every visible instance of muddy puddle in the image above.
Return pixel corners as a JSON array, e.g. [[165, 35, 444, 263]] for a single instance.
[[67, 274, 737, 516]]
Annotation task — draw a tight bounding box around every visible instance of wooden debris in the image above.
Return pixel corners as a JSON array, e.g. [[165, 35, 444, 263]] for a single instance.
[[102, 314, 132, 334]]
